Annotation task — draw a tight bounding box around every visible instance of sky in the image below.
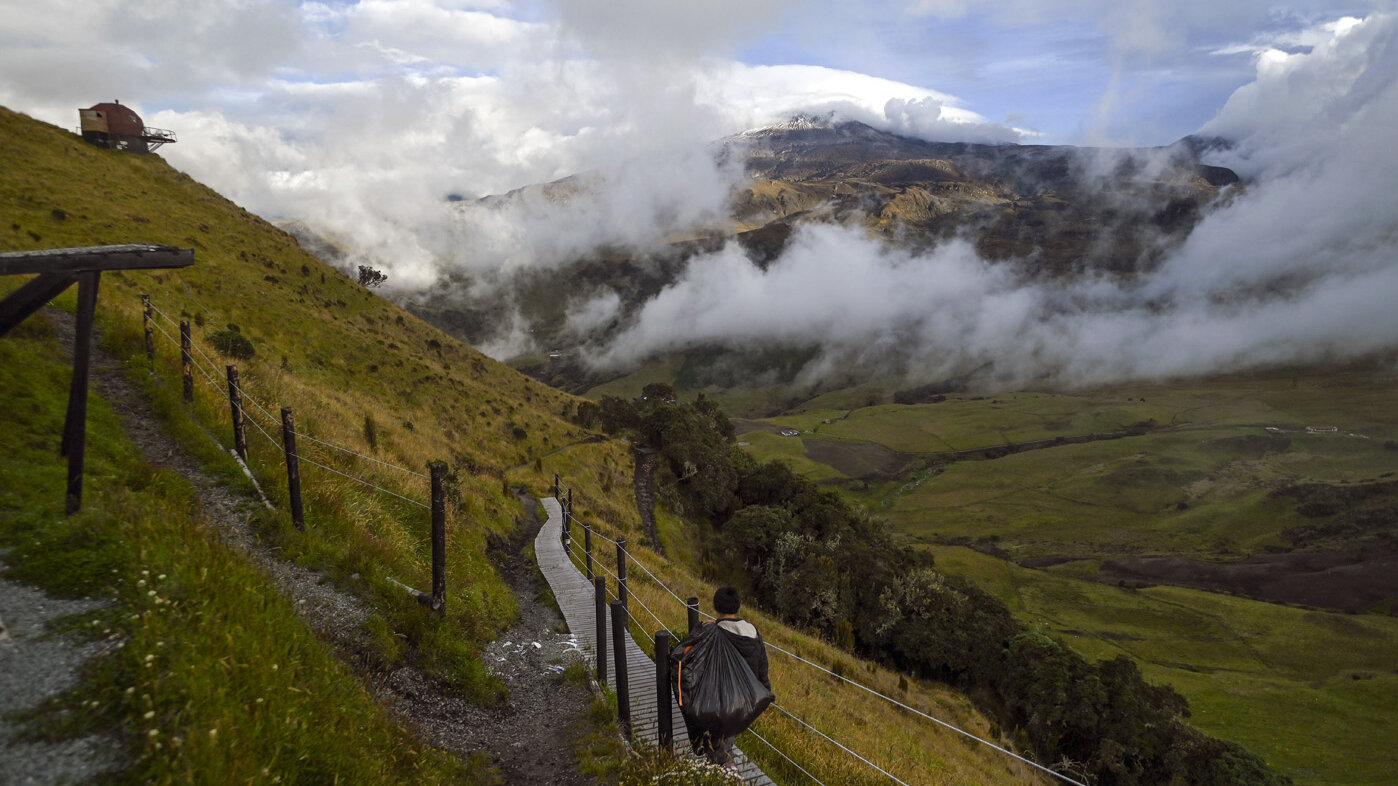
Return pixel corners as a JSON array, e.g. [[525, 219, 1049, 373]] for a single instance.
[[2, 1, 1396, 385]]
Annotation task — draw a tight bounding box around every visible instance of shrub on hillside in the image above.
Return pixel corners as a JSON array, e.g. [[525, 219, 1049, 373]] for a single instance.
[[209, 324, 254, 359]]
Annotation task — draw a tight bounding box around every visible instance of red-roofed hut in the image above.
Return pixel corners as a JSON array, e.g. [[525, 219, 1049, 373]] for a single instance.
[[78, 101, 176, 154]]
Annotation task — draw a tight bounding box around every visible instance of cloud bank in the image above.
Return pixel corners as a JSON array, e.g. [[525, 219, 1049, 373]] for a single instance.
[[585, 13, 1398, 388], [3, 3, 1393, 388]]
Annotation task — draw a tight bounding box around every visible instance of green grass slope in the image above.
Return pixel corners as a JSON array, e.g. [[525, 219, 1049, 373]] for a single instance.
[[2, 106, 1033, 785]]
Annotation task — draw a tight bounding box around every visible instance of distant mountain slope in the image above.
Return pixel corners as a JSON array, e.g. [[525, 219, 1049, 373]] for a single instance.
[[391, 116, 1237, 387], [725, 116, 1237, 274]]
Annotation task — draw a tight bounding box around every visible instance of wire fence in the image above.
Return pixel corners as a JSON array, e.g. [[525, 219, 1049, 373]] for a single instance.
[[144, 298, 434, 514], [552, 479, 1089, 786], [145, 293, 1079, 786]]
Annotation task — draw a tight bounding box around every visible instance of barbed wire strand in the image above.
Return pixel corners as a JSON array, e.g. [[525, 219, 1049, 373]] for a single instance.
[[152, 310, 822, 786], [744, 728, 827, 786], [147, 301, 224, 375], [565, 540, 669, 633], [762, 640, 1085, 786], [298, 454, 430, 510], [153, 319, 283, 454], [769, 704, 910, 786], [173, 275, 214, 317], [620, 547, 709, 614], [152, 298, 431, 486], [566, 510, 619, 546], [294, 429, 430, 480], [243, 407, 286, 453]]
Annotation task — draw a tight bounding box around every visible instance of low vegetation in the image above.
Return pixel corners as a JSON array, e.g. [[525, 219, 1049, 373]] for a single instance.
[[0, 315, 486, 784], [582, 391, 1289, 785], [599, 356, 1398, 784]]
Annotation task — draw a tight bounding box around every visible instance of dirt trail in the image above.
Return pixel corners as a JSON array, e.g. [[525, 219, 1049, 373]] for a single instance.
[[34, 310, 596, 784]]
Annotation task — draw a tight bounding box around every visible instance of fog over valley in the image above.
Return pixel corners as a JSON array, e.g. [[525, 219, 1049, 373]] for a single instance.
[[5, 3, 1394, 389]]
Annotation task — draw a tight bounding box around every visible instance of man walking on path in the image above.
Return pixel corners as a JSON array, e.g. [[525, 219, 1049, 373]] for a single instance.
[[697, 586, 772, 770]]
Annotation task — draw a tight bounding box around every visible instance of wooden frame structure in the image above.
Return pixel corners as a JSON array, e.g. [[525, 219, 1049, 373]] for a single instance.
[[0, 244, 194, 513]]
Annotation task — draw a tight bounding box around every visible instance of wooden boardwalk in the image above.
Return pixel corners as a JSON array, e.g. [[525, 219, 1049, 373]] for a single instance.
[[534, 497, 775, 784]]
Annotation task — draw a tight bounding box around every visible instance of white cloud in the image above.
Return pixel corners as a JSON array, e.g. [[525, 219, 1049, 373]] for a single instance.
[[586, 13, 1398, 387]]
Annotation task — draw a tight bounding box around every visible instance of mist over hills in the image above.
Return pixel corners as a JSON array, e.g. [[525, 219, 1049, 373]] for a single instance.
[[359, 116, 1241, 393], [274, 12, 1398, 404]]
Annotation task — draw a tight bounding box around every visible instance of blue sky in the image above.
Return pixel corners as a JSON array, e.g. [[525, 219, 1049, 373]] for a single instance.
[[1, 1, 1396, 381]]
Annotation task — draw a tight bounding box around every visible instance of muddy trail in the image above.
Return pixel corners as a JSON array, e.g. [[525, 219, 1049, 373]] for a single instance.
[[15, 310, 598, 784]]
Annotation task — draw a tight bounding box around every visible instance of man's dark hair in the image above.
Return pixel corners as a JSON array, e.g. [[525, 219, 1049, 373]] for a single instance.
[[714, 586, 741, 615]]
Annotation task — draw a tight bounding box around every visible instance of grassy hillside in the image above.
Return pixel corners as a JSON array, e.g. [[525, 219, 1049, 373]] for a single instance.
[[720, 370, 1398, 784], [1, 106, 1033, 784], [928, 544, 1398, 784]]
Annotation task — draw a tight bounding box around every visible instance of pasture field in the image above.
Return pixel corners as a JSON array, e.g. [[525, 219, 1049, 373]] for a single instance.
[[736, 430, 849, 483], [731, 363, 1398, 785], [926, 545, 1398, 786], [733, 365, 1398, 564]]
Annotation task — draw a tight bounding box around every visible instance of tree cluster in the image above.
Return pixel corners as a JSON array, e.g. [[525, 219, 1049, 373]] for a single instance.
[[591, 392, 1290, 786]]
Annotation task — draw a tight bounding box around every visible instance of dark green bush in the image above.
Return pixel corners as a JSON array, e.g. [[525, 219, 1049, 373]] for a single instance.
[[209, 324, 254, 359]]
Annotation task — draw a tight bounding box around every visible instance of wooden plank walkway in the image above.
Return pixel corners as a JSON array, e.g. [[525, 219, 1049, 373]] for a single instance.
[[534, 497, 775, 785]]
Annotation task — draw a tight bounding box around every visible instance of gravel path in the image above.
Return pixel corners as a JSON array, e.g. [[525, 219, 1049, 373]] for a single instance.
[[0, 310, 598, 784], [0, 555, 116, 786], [385, 496, 595, 784]]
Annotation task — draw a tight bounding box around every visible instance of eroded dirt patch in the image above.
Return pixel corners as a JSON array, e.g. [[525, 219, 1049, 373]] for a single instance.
[[1097, 543, 1398, 612], [801, 438, 916, 480]]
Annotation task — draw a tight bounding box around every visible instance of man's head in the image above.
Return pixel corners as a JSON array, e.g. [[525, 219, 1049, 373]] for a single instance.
[[714, 586, 741, 615]]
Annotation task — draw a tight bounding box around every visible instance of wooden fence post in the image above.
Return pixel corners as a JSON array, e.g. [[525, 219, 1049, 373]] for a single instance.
[[429, 460, 447, 614], [553, 473, 560, 499], [611, 599, 631, 739], [655, 630, 673, 749], [62, 271, 100, 515], [616, 538, 628, 609], [226, 365, 247, 461], [179, 320, 192, 402], [584, 519, 593, 580], [562, 498, 572, 548], [594, 576, 608, 686], [280, 407, 304, 531], [687, 597, 700, 636], [140, 294, 154, 367]]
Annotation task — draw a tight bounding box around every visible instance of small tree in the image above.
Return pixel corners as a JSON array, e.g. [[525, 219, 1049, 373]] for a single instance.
[[357, 264, 387, 288]]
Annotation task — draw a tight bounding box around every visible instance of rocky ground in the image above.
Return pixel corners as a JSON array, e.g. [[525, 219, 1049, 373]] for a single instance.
[[0, 310, 598, 784], [0, 557, 117, 786]]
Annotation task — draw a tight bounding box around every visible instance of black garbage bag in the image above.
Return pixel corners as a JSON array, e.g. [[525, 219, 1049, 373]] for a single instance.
[[670, 624, 774, 747]]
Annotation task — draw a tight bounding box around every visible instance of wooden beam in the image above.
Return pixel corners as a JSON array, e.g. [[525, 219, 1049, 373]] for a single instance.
[[64, 271, 100, 514], [0, 244, 193, 276], [0, 272, 78, 336]]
